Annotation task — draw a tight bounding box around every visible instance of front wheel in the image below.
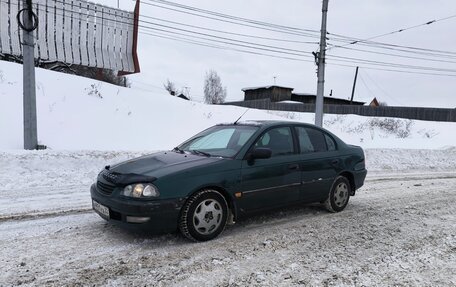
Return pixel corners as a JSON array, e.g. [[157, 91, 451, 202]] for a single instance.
[[179, 189, 228, 242], [324, 176, 351, 213]]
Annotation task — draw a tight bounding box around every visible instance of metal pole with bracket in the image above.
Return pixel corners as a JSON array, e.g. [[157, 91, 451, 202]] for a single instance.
[[315, 0, 329, 127], [21, 0, 38, 149]]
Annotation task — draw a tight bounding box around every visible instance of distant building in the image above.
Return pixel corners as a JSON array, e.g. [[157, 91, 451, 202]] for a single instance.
[[242, 85, 294, 102], [369, 97, 380, 107], [291, 93, 365, 105], [177, 93, 190, 101], [242, 85, 365, 105]]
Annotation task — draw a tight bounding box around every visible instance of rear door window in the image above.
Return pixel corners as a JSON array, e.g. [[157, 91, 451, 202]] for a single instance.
[[296, 127, 328, 153], [325, 134, 337, 151], [296, 127, 314, 153]]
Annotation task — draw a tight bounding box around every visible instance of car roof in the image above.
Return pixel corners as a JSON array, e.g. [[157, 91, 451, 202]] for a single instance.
[[216, 120, 347, 147], [217, 120, 319, 128]]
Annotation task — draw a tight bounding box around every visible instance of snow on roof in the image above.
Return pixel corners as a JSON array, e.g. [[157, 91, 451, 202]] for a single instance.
[[278, 100, 304, 104], [241, 85, 294, 92]]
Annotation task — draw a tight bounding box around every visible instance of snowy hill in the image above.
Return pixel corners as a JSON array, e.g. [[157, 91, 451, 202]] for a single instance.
[[1, 60, 455, 150], [1, 61, 456, 286]]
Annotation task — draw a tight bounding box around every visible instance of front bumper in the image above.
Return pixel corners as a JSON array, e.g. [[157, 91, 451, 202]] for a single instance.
[[90, 184, 184, 233]]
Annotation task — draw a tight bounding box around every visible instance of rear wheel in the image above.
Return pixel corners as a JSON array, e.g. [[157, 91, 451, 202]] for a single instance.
[[324, 176, 351, 212], [179, 189, 228, 242]]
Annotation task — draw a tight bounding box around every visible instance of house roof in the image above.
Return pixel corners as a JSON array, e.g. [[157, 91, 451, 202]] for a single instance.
[[177, 94, 190, 100], [241, 85, 294, 92], [291, 92, 315, 96]]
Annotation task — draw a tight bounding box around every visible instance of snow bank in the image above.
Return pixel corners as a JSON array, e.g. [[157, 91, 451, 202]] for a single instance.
[[1, 148, 455, 192], [1, 61, 455, 150]]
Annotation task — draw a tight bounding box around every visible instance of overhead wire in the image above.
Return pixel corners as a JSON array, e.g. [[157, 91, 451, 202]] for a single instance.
[[327, 45, 456, 64], [361, 69, 405, 106], [328, 62, 456, 77], [139, 29, 315, 63], [327, 35, 456, 60], [3, 0, 456, 77], [326, 54, 456, 73], [357, 73, 377, 99], [14, 1, 318, 65], [143, 0, 320, 34], [328, 32, 456, 56], [141, 1, 321, 38], [138, 16, 319, 44], [23, 0, 317, 58], [327, 13, 456, 51]]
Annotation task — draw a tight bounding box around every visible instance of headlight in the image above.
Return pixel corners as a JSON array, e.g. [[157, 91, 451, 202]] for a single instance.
[[143, 185, 159, 197], [122, 183, 159, 198]]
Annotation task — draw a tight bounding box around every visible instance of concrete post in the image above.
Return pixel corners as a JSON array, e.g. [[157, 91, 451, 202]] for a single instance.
[[22, 0, 38, 149]]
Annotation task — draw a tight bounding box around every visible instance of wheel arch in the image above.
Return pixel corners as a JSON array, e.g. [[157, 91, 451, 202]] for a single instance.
[[186, 185, 238, 220], [338, 171, 356, 195]]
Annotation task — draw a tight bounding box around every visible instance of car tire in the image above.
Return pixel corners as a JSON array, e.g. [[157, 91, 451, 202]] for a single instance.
[[324, 176, 351, 213], [179, 189, 228, 242]]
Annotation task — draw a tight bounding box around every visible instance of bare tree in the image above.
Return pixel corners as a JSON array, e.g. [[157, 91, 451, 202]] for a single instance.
[[164, 79, 177, 96], [204, 70, 226, 104]]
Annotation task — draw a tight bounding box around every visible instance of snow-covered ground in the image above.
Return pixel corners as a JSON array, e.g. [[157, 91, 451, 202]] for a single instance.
[[1, 61, 456, 286], [0, 150, 455, 286], [1, 148, 455, 220]]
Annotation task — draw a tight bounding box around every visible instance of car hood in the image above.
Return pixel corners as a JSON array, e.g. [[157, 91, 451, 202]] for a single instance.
[[109, 151, 223, 177]]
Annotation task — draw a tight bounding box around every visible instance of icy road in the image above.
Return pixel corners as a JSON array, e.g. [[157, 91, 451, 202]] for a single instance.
[[0, 151, 455, 286]]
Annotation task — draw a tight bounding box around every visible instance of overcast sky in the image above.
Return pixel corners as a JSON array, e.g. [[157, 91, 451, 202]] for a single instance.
[[95, 0, 456, 108]]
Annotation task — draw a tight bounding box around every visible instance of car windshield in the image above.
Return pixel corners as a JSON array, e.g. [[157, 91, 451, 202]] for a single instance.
[[177, 125, 258, 158]]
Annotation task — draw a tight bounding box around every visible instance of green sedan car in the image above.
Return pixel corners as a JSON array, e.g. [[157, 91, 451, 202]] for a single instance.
[[91, 120, 367, 241]]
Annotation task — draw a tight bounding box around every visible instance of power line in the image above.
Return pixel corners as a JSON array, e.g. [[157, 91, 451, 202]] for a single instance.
[[327, 54, 456, 73], [141, 1, 321, 38], [25, 0, 456, 62], [37, 1, 456, 74], [144, 0, 320, 34], [329, 62, 456, 77], [328, 34, 456, 60], [139, 29, 315, 63], [328, 45, 456, 64], [328, 13, 456, 51], [138, 21, 314, 56], [142, 29, 456, 77], [361, 70, 405, 106], [25, 1, 317, 57], [357, 73, 376, 99], [5, 0, 456, 78], [139, 16, 319, 44]]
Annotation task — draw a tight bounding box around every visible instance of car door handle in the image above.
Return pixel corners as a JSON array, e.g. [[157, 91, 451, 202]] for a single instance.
[[331, 159, 339, 165], [288, 164, 300, 170]]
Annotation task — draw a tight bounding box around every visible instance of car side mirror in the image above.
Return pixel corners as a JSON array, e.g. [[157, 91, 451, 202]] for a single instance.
[[247, 148, 272, 165]]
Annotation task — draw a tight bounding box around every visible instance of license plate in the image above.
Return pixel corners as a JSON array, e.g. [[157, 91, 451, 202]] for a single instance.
[[92, 200, 110, 219]]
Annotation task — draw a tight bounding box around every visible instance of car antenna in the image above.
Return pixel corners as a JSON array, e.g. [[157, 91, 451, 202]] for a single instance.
[[234, 109, 250, 125]]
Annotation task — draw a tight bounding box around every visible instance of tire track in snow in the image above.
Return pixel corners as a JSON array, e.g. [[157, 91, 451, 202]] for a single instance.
[[0, 175, 455, 286]]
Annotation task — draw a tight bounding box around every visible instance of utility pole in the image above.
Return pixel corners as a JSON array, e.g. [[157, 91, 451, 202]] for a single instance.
[[350, 66, 359, 104], [315, 0, 329, 127], [22, 0, 38, 149]]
